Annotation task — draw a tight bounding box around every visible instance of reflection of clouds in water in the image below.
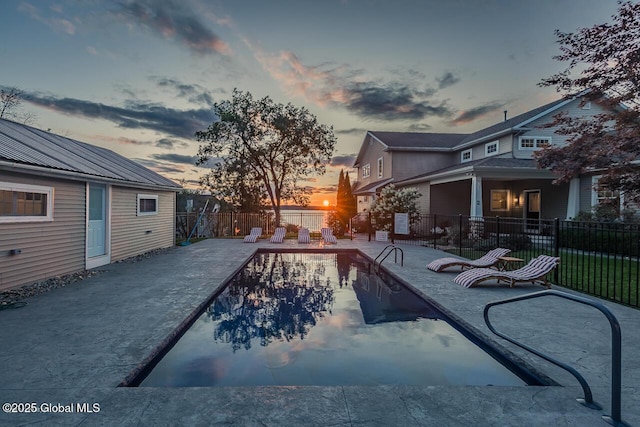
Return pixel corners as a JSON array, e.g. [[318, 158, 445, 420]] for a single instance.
[[264, 350, 296, 369], [434, 333, 455, 348]]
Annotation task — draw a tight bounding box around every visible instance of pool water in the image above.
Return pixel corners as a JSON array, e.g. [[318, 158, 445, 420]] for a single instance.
[[139, 252, 532, 387]]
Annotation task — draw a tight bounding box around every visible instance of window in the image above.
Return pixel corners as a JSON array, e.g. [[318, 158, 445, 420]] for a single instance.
[[137, 194, 158, 216], [0, 182, 53, 223], [490, 189, 509, 211], [461, 149, 472, 163], [518, 136, 551, 150], [485, 141, 499, 157], [362, 163, 371, 178], [377, 157, 383, 178], [592, 176, 621, 211]]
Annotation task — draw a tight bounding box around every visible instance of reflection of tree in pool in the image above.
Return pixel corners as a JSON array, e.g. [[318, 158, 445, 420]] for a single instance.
[[206, 253, 335, 352]]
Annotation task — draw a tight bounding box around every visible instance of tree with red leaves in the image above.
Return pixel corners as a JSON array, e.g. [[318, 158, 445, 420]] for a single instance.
[[536, 1, 640, 203]]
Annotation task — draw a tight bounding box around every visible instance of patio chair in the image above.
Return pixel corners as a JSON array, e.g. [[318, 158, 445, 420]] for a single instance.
[[270, 227, 286, 243], [453, 255, 560, 288], [243, 227, 262, 243], [298, 227, 310, 243], [426, 248, 511, 272], [321, 227, 337, 244]]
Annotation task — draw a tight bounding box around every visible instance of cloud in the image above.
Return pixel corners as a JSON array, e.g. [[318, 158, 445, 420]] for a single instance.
[[115, 0, 230, 55], [135, 158, 186, 174], [448, 101, 507, 126], [150, 76, 224, 106], [407, 123, 433, 132], [19, 2, 75, 35], [314, 186, 337, 194], [335, 128, 367, 135], [248, 43, 453, 121], [156, 137, 189, 149], [330, 155, 356, 167], [150, 153, 197, 165], [20, 90, 215, 139], [342, 81, 451, 120], [436, 71, 460, 89]]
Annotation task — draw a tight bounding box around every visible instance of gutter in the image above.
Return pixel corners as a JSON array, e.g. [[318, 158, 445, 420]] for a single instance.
[[0, 160, 182, 192]]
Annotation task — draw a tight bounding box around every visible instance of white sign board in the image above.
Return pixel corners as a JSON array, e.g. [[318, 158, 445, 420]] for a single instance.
[[375, 231, 389, 242], [394, 213, 409, 235]]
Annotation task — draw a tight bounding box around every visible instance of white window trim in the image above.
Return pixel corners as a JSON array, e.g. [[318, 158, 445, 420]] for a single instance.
[[461, 149, 472, 163], [485, 140, 499, 157], [362, 163, 371, 178], [591, 176, 623, 208], [137, 194, 159, 216], [518, 136, 552, 151], [490, 189, 510, 212], [0, 182, 54, 223], [377, 157, 383, 178]]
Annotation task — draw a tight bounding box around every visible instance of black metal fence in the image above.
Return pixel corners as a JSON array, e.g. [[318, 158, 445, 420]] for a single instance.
[[176, 211, 330, 240], [175, 210, 640, 309], [388, 214, 640, 309]]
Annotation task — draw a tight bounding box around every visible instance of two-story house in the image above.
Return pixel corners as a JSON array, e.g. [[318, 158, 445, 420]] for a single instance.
[[352, 93, 621, 226]]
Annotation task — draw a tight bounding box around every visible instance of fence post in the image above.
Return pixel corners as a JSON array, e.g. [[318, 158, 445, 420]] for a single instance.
[[496, 216, 500, 248], [554, 218, 560, 285], [458, 214, 463, 257], [433, 214, 437, 249], [368, 212, 372, 242]]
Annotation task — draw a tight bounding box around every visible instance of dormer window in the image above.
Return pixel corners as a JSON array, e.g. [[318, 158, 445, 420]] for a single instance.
[[461, 149, 472, 163], [485, 141, 499, 157]]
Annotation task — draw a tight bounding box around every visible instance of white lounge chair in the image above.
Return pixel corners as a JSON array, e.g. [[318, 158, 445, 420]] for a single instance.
[[270, 227, 286, 243], [426, 248, 511, 272], [243, 227, 262, 243], [453, 255, 560, 288], [298, 227, 310, 243], [321, 227, 337, 244]]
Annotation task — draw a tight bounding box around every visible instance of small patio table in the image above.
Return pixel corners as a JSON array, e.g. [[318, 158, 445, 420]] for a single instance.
[[496, 256, 524, 271]]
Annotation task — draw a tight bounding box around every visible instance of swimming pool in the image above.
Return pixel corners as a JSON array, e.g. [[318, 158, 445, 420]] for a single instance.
[[131, 251, 545, 387]]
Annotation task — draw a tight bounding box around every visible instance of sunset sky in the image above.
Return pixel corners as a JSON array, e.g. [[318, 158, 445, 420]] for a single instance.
[[0, 0, 621, 206]]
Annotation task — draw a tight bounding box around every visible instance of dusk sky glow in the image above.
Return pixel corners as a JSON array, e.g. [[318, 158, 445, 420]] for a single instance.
[[0, 0, 622, 206]]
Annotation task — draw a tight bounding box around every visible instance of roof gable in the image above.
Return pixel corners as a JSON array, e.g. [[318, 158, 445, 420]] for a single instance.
[[0, 119, 181, 190]]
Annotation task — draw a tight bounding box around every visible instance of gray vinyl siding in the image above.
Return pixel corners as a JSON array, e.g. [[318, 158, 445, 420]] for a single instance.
[[392, 152, 453, 181], [110, 187, 175, 261], [355, 135, 387, 186], [410, 182, 430, 214], [514, 98, 608, 159], [0, 172, 85, 291], [457, 134, 512, 164]]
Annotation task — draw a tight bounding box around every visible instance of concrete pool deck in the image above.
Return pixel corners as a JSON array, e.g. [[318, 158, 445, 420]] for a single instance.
[[0, 236, 638, 426]]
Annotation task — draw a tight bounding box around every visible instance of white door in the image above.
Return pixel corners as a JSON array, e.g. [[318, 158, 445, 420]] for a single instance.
[[88, 184, 106, 258]]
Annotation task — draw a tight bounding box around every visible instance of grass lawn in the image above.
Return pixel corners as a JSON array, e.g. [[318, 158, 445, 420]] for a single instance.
[[445, 248, 639, 308]]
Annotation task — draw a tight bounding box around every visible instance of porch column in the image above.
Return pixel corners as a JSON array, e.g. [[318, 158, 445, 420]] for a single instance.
[[566, 177, 580, 219], [470, 175, 483, 218]]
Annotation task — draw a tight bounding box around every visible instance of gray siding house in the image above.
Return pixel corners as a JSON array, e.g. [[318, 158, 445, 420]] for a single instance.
[[352, 93, 621, 226], [0, 118, 181, 292]]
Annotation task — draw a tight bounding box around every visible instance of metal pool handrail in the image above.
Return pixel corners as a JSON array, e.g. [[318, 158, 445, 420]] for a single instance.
[[374, 245, 403, 274], [484, 289, 629, 427]]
